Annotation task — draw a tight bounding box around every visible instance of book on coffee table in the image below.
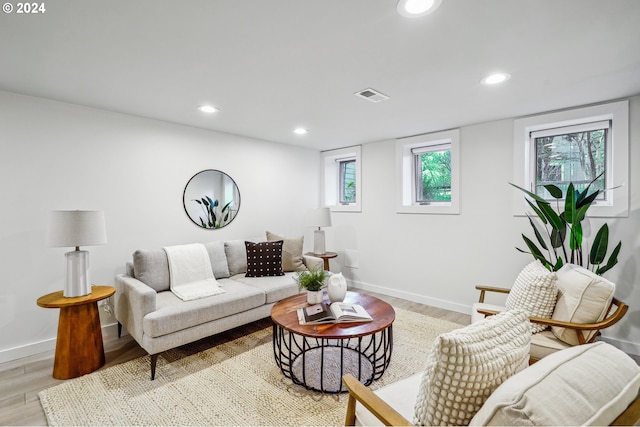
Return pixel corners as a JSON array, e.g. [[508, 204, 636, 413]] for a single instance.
[[297, 302, 372, 325]]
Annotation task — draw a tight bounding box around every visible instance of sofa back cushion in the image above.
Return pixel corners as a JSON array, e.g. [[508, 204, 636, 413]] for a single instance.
[[506, 260, 558, 333], [203, 241, 231, 279], [413, 309, 531, 426], [133, 249, 170, 292], [266, 231, 306, 272], [470, 342, 640, 426], [551, 263, 615, 345], [224, 239, 248, 275]]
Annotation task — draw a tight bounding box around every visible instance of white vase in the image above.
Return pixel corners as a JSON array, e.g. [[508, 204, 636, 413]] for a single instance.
[[307, 290, 323, 305], [327, 272, 347, 303]]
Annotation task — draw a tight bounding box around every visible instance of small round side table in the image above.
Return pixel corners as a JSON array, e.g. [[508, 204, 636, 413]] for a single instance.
[[305, 251, 337, 271], [37, 285, 115, 379]]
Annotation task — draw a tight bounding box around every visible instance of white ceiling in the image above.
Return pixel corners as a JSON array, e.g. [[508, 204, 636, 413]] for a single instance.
[[2, 0, 640, 151]]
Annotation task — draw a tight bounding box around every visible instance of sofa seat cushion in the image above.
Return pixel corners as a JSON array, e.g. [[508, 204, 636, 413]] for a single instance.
[[142, 279, 265, 338], [355, 373, 422, 426], [470, 342, 640, 426], [232, 272, 299, 304]]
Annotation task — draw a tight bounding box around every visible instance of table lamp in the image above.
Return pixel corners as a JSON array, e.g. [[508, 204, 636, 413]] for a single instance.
[[307, 207, 332, 255], [47, 210, 107, 297]]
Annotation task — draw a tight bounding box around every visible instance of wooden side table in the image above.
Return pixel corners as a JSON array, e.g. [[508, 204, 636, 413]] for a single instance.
[[305, 251, 337, 271], [37, 285, 115, 379]]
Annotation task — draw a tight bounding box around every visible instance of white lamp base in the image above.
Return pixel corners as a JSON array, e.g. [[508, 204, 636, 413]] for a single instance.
[[313, 229, 326, 255], [64, 250, 91, 297]]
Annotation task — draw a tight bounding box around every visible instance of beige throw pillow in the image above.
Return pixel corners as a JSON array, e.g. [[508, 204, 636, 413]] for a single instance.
[[266, 231, 306, 272], [551, 263, 615, 345], [413, 309, 531, 426], [505, 260, 558, 333]]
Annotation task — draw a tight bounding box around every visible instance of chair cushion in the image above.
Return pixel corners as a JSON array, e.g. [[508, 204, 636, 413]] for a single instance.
[[470, 342, 640, 426], [132, 249, 170, 292], [529, 330, 572, 361], [355, 373, 422, 426], [551, 263, 615, 345], [413, 309, 531, 426], [505, 260, 558, 333], [245, 240, 285, 277], [266, 231, 306, 272]]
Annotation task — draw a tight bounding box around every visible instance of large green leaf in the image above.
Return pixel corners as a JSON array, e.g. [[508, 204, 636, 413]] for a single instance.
[[589, 224, 610, 265], [596, 241, 621, 275], [543, 184, 563, 199], [550, 227, 565, 248], [553, 257, 564, 271], [537, 201, 563, 230], [521, 234, 551, 268], [576, 190, 600, 209], [509, 183, 550, 205], [569, 222, 582, 251], [526, 199, 548, 224], [528, 216, 548, 250], [564, 184, 576, 224]]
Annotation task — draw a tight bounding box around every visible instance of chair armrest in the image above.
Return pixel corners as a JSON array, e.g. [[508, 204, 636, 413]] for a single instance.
[[303, 254, 324, 271], [114, 274, 157, 344], [341, 374, 411, 426], [475, 285, 511, 303]]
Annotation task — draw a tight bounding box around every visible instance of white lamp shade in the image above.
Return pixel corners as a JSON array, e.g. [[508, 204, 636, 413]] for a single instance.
[[307, 207, 332, 228], [48, 210, 108, 248]]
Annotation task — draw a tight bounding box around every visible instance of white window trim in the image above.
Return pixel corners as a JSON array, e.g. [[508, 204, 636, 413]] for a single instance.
[[513, 100, 629, 218], [396, 129, 460, 214], [322, 145, 361, 212]]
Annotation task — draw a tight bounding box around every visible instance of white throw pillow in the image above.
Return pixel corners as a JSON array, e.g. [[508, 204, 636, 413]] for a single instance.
[[413, 309, 531, 426], [551, 263, 615, 345], [469, 342, 640, 426], [505, 260, 558, 333]]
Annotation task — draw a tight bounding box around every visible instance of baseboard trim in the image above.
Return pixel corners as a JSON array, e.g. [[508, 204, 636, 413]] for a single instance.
[[0, 322, 121, 365], [348, 279, 470, 315]]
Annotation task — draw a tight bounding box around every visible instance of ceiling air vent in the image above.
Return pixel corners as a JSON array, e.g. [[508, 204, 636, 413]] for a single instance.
[[354, 88, 390, 103]]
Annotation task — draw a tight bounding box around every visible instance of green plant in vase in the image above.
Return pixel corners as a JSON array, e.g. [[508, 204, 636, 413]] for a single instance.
[[295, 267, 327, 292], [511, 173, 621, 275]]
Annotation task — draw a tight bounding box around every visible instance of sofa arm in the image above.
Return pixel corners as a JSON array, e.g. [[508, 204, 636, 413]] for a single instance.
[[303, 254, 324, 270], [114, 274, 157, 344]]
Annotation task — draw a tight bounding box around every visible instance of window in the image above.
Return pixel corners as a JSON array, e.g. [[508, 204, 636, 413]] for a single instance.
[[396, 129, 460, 214], [532, 121, 608, 200], [513, 100, 629, 217], [322, 146, 361, 212], [339, 158, 356, 204], [413, 144, 451, 203]]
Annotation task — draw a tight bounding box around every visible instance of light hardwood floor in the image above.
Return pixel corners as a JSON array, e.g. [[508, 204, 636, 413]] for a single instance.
[[0, 291, 469, 426]]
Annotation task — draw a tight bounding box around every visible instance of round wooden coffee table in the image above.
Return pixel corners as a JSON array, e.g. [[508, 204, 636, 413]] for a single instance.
[[271, 291, 395, 393]]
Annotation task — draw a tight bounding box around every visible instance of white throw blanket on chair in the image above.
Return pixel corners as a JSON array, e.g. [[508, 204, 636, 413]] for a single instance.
[[163, 243, 225, 301]]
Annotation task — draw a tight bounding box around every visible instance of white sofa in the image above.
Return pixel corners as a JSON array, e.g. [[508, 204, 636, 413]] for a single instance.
[[114, 236, 322, 379]]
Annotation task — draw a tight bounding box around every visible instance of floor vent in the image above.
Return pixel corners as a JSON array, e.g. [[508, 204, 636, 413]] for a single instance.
[[354, 88, 390, 103]]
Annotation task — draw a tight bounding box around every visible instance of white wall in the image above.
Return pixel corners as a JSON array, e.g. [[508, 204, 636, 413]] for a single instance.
[[0, 91, 321, 362], [326, 96, 640, 354]]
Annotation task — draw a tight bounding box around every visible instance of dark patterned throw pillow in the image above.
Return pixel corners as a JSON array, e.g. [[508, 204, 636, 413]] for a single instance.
[[245, 240, 285, 277]]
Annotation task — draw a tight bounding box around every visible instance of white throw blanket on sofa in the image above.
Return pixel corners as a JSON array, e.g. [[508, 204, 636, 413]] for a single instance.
[[163, 243, 225, 301]]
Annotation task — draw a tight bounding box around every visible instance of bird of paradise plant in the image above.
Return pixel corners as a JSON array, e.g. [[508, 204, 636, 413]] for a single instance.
[[192, 195, 232, 229]]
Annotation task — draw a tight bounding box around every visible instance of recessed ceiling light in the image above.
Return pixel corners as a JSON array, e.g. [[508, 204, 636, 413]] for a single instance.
[[481, 72, 511, 85], [198, 105, 219, 113], [397, 0, 442, 17], [293, 127, 308, 135]]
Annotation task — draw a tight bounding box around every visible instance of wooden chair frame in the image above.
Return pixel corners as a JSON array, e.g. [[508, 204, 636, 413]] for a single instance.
[[341, 373, 640, 426], [475, 285, 628, 346]]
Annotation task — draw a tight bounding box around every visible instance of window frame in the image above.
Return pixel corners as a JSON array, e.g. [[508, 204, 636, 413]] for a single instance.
[[338, 158, 357, 205], [513, 100, 629, 218], [322, 146, 362, 212], [396, 129, 460, 215]]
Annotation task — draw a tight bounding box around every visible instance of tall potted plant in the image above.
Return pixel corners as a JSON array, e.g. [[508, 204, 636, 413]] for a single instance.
[[511, 174, 621, 275]]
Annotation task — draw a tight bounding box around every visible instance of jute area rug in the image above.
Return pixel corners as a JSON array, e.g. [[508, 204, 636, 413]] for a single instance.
[[38, 308, 461, 426]]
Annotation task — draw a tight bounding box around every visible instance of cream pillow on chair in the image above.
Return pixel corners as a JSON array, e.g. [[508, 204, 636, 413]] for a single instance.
[[413, 309, 531, 426], [505, 260, 558, 333], [551, 263, 615, 345]]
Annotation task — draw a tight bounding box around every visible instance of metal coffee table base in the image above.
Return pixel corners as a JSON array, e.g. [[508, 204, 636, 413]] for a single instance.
[[272, 324, 393, 393]]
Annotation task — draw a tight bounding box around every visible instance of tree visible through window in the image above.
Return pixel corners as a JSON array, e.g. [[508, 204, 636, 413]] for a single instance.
[[533, 123, 607, 200], [339, 159, 356, 204], [414, 145, 451, 203]]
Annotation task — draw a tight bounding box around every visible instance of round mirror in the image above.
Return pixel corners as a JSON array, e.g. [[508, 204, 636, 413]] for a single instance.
[[183, 169, 241, 229]]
